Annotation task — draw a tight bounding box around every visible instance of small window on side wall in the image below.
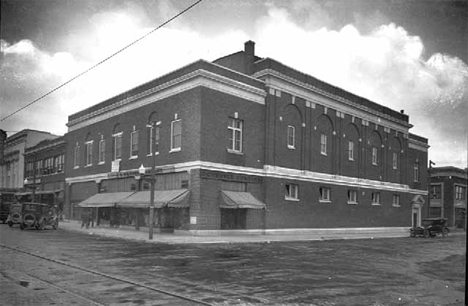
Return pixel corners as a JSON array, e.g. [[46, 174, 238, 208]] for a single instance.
[[319, 187, 331, 202], [348, 190, 358, 204], [392, 194, 400, 207], [372, 192, 381, 205], [285, 183, 299, 200], [287, 125, 295, 149]]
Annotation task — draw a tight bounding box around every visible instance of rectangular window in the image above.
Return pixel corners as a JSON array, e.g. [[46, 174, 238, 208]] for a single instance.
[[171, 119, 182, 151], [413, 163, 419, 182], [228, 118, 243, 152], [348, 190, 358, 204], [147, 123, 160, 155], [372, 147, 378, 165], [35, 160, 43, 176], [320, 134, 327, 155], [372, 192, 381, 205], [98, 139, 105, 164], [455, 186, 466, 200], [26, 162, 34, 178], [130, 130, 139, 158], [56, 154, 64, 173], [348, 141, 354, 161], [392, 152, 398, 169], [285, 183, 299, 200], [287, 125, 295, 149], [392, 194, 400, 207], [431, 185, 442, 199], [113, 133, 122, 160], [74, 146, 80, 168], [319, 187, 331, 202], [85, 141, 93, 166]]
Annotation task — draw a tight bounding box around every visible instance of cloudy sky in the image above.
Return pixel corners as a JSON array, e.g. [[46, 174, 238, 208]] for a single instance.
[[1, 0, 467, 168]]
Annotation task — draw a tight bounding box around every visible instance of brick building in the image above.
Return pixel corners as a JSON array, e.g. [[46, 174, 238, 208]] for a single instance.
[[64, 41, 428, 234], [22, 137, 66, 210], [0, 129, 58, 190], [428, 166, 467, 229]]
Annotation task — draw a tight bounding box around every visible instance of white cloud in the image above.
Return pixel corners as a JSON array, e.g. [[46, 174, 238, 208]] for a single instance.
[[1, 2, 466, 168]]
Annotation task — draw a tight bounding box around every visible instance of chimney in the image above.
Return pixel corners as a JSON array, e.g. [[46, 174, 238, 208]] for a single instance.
[[0, 129, 7, 164], [244, 40, 255, 75]]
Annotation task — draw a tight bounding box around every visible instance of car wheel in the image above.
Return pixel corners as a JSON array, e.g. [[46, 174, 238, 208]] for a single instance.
[[20, 223, 24, 230], [442, 228, 449, 237], [8, 221, 13, 227], [423, 229, 430, 238]]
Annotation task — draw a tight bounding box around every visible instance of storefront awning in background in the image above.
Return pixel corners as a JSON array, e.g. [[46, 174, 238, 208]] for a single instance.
[[116, 189, 190, 209], [220, 191, 266, 209], [77, 192, 134, 208]]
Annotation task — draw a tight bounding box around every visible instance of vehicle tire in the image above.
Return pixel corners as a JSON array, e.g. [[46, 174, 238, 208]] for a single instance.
[[20, 223, 24, 230], [442, 228, 449, 238], [8, 221, 13, 227], [423, 229, 430, 238], [52, 220, 58, 230]]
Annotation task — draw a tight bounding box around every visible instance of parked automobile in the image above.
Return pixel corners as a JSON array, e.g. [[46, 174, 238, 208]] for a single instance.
[[19, 202, 59, 230], [410, 218, 449, 238], [6, 203, 22, 227]]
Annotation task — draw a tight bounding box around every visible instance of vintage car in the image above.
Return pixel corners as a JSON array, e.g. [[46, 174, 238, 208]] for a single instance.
[[410, 218, 449, 238], [20, 202, 59, 230], [6, 203, 22, 227]]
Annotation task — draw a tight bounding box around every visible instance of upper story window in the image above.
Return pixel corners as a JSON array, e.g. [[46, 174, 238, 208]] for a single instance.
[[392, 194, 400, 207], [26, 162, 34, 178], [113, 132, 123, 161], [228, 118, 243, 152], [348, 190, 358, 204], [130, 128, 139, 158], [431, 184, 442, 199], [455, 185, 466, 201], [372, 147, 378, 165], [319, 187, 331, 202], [287, 125, 295, 149], [73, 145, 80, 168], [348, 141, 354, 161], [85, 141, 93, 166], [392, 152, 398, 169], [55, 154, 65, 173], [98, 139, 105, 164], [44, 157, 54, 174], [371, 192, 381, 205], [35, 160, 43, 176], [171, 119, 182, 152], [147, 121, 161, 156], [320, 134, 327, 155], [285, 183, 299, 200], [413, 162, 420, 182]]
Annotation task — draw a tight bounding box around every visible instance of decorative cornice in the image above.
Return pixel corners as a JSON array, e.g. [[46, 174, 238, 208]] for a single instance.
[[25, 140, 66, 155], [254, 69, 412, 133], [408, 138, 429, 152], [66, 161, 427, 195]]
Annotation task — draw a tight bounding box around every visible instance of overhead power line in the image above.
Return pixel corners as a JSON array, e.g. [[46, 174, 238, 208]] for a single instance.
[[0, 0, 203, 123]]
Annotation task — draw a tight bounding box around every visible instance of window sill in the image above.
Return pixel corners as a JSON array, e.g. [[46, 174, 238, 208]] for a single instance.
[[147, 152, 160, 156], [84, 164, 93, 168], [98, 162, 105, 165], [73, 166, 79, 169], [321, 152, 327, 156], [285, 197, 300, 202], [129, 156, 138, 160], [319, 200, 331, 204], [392, 204, 401, 208], [287, 145, 295, 150], [227, 149, 244, 155], [347, 201, 358, 205], [371, 203, 381, 206], [170, 148, 181, 153]]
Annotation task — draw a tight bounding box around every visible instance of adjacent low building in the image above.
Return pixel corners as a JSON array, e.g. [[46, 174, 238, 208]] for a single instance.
[[428, 166, 467, 229], [64, 41, 429, 234]]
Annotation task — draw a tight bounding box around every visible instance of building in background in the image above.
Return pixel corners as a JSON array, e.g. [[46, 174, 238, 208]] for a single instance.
[[0, 129, 58, 190], [64, 41, 429, 234], [22, 137, 66, 210], [429, 166, 467, 229]]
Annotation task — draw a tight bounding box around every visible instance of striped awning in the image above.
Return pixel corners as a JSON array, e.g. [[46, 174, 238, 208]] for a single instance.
[[220, 191, 266, 209], [116, 189, 190, 209], [77, 192, 134, 208]]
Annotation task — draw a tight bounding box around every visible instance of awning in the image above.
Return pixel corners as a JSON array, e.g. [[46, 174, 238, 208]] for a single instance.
[[77, 192, 134, 208], [116, 189, 190, 209], [220, 191, 266, 209]]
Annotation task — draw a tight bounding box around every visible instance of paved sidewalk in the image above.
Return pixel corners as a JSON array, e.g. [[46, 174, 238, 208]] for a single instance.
[[56, 220, 467, 244]]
